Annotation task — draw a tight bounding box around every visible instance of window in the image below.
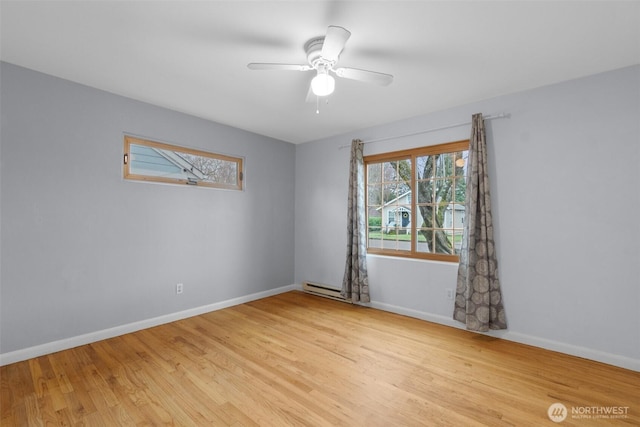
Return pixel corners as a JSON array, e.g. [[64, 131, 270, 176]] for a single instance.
[[123, 136, 243, 190], [365, 140, 469, 262]]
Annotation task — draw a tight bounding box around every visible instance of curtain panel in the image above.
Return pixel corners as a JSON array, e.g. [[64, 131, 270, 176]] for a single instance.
[[454, 114, 507, 331], [341, 139, 371, 303]]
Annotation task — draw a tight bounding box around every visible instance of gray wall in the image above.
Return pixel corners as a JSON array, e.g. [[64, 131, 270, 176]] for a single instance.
[[0, 62, 295, 354], [2, 61, 639, 370], [294, 65, 640, 369]]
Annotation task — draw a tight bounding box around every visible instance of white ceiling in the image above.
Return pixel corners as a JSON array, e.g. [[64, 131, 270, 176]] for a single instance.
[[1, 1, 639, 144]]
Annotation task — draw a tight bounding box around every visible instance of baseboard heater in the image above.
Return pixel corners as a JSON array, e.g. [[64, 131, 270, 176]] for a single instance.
[[303, 282, 350, 303]]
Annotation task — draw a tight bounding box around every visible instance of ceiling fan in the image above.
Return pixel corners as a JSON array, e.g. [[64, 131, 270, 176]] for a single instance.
[[247, 26, 393, 100]]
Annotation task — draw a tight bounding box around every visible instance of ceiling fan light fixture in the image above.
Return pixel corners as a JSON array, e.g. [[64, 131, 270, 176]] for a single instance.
[[248, 26, 393, 104], [311, 71, 335, 96]]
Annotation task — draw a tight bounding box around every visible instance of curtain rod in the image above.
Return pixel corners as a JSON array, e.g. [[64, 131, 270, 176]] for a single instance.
[[339, 113, 509, 149]]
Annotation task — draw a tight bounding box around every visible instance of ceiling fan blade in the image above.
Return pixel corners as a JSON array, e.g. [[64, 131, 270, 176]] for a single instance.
[[334, 67, 394, 86], [321, 26, 351, 62], [247, 63, 312, 71]]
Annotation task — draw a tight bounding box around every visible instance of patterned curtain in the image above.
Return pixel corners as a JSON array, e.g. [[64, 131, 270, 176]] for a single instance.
[[341, 139, 371, 303], [454, 114, 507, 331]]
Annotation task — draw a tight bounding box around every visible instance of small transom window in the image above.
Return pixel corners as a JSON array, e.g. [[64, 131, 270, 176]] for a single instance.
[[123, 136, 243, 190]]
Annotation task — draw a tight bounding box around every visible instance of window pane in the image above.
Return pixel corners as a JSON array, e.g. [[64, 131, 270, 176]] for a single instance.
[[419, 204, 435, 228], [434, 229, 454, 254], [416, 180, 434, 203], [416, 228, 433, 253], [368, 223, 383, 249], [454, 151, 468, 177], [449, 229, 463, 255], [381, 227, 397, 250], [394, 159, 412, 184], [454, 176, 466, 204], [383, 161, 398, 182], [416, 155, 434, 180], [435, 153, 454, 178], [436, 178, 454, 204], [368, 184, 383, 207], [367, 163, 382, 184]]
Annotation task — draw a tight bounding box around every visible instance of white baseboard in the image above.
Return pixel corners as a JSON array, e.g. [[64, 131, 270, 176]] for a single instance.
[[370, 300, 640, 372], [0, 284, 298, 366], [5, 285, 637, 372]]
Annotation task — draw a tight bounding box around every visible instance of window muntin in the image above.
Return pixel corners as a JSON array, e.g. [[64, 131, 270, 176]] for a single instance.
[[123, 136, 243, 190], [365, 140, 469, 262]]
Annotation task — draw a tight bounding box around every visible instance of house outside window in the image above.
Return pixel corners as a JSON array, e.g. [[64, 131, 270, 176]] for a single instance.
[[365, 140, 469, 262]]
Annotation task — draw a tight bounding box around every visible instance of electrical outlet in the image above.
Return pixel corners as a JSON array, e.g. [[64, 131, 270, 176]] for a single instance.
[[446, 288, 454, 300], [176, 283, 183, 295]]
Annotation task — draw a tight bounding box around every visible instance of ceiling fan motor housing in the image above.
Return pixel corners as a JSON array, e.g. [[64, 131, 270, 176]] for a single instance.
[[304, 37, 335, 70]]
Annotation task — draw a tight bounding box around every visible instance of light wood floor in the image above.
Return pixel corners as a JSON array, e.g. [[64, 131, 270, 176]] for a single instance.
[[1, 291, 638, 426]]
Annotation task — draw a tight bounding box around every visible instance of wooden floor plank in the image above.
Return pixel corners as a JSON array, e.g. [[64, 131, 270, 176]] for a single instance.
[[2, 291, 638, 426]]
